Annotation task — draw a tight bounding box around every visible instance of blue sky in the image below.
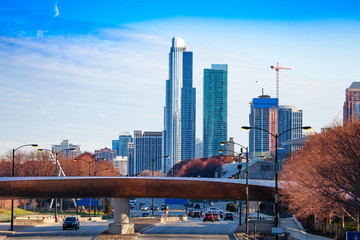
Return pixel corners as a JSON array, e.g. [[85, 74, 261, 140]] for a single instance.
[[1, 0, 360, 155]]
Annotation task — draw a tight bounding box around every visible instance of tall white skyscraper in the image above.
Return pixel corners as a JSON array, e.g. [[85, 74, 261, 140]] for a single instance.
[[164, 37, 196, 173]]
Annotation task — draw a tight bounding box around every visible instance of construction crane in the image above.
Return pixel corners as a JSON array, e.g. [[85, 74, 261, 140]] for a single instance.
[[270, 62, 292, 101]]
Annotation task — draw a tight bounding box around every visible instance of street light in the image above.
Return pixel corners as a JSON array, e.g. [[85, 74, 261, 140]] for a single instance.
[[10, 144, 38, 231], [37, 148, 76, 222], [73, 157, 105, 220], [221, 141, 249, 235], [152, 155, 170, 216], [241, 125, 311, 237]]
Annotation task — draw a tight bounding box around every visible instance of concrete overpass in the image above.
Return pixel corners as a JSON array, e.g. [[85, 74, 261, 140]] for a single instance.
[[0, 177, 275, 234]]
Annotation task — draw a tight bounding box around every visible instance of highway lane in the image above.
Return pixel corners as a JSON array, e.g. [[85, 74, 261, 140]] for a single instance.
[[139, 217, 238, 240], [6, 220, 110, 240]]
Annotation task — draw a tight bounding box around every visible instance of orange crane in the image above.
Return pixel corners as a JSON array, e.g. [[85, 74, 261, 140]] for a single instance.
[[270, 62, 292, 101]]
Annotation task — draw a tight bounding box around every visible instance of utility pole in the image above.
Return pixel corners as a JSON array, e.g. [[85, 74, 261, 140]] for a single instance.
[[270, 62, 292, 101]]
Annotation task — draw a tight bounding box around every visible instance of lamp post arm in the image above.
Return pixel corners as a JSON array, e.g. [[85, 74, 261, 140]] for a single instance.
[[14, 144, 37, 152], [245, 126, 275, 138]]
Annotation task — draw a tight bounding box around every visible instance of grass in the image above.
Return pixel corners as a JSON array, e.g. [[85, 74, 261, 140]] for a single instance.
[[0, 208, 37, 222]]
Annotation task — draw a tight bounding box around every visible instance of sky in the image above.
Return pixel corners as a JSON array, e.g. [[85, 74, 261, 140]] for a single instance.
[[1, 0, 360, 155]]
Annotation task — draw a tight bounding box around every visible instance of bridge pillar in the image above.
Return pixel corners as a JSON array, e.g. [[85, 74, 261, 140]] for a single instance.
[[108, 198, 134, 234]]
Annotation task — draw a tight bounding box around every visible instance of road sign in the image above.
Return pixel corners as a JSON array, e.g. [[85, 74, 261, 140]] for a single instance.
[[347, 232, 360, 240], [76, 198, 100, 207], [192, 199, 205, 203]]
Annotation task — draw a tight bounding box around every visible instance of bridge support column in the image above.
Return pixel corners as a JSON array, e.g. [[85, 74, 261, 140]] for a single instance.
[[108, 198, 134, 234]]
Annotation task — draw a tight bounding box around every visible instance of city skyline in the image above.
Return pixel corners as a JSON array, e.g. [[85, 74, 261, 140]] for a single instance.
[[0, 1, 359, 155]]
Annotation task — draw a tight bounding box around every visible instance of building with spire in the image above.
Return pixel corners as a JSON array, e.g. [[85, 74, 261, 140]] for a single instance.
[[164, 37, 196, 173]]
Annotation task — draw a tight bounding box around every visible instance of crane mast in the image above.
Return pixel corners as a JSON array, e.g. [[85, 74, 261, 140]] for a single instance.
[[270, 62, 292, 101]]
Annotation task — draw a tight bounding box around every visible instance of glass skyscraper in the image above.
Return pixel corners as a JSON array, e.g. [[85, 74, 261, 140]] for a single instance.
[[133, 130, 163, 175], [278, 105, 303, 153], [164, 37, 196, 173], [112, 132, 133, 157], [203, 64, 228, 158], [248, 95, 278, 159]]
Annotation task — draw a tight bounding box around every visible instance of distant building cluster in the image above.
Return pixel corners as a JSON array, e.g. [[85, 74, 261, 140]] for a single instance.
[[56, 38, 360, 178]]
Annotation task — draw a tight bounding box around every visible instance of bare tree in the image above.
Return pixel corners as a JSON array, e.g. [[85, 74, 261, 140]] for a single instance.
[[280, 121, 360, 230]]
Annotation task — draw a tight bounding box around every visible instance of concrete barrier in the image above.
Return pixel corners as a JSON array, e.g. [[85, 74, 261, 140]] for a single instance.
[[14, 215, 102, 225], [286, 228, 332, 240], [160, 215, 188, 223]]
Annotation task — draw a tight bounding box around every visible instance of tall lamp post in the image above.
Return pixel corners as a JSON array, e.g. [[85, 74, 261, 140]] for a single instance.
[[38, 148, 76, 222], [10, 144, 38, 231], [73, 158, 105, 220], [152, 155, 170, 216], [241, 125, 311, 238], [220, 141, 249, 235]]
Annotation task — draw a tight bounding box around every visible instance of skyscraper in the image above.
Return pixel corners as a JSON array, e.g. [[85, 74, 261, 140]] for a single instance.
[[112, 132, 133, 157], [164, 37, 196, 173], [52, 140, 81, 159], [278, 105, 303, 153], [203, 64, 228, 158], [343, 82, 360, 123], [133, 130, 163, 175], [248, 95, 278, 159]]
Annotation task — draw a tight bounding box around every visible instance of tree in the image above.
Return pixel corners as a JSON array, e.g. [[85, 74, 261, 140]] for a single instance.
[[280, 121, 360, 230], [174, 155, 234, 177]]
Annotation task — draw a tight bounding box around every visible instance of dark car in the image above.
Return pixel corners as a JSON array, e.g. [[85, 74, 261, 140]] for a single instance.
[[63, 216, 80, 230], [194, 203, 201, 209], [141, 212, 150, 217], [192, 211, 201, 218], [161, 204, 169, 210], [213, 212, 221, 222], [203, 213, 214, 222], [224, 212, 234, 221], [219, 210, 224, 218], [187, 209, 194, 217]]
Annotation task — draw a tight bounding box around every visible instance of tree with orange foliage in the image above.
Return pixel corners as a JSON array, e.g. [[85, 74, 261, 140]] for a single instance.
[[174, 155, 234, 177], [280, 121, 360, 230]]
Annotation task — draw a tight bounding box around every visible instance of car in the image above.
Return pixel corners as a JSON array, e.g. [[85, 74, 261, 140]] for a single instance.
[[194, 203, 201, 209], [207, 207, 219, 212], [213, 212, 221, 222], [224, 212, 234, 221], [129, 202, 135, 209], [218, 210, 224, 218], [63, 216, 80, 230], [141, 212, 150, 217], [192, 211, 201, 218], [140, 204, 148, 211], [161, 204, 169, 210], [203, 213, 214, 222], [187, 209, 194, 216], [151, 205, 160, 211]]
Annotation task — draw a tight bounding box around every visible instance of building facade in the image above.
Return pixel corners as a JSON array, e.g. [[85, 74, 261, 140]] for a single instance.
[[127, 142, 135, 176], [112, 132, 133, 157], [95, 147, 116, 161], [112, 156, 128, 176], [343, 82, 360, 123], [203, 64, 228, 158], [134, 130, 163, 175], [52, 140, 81, 159], [278, 105, 303, 153], [164, 37, 196, 173], [248, 95, 278, 159]]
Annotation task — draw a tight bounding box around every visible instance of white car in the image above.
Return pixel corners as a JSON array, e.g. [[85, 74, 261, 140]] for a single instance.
[[140, 204, 148, 211], [207, 207, 219, 212]]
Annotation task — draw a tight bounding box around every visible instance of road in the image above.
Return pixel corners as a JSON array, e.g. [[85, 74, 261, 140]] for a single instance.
[[139, 217, 239, 240], [5, 220, 110, 240]]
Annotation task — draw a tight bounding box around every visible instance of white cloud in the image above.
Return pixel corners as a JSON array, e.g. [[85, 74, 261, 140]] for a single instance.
[[54, 1, 60, 18], [0, 18, 360, 155]]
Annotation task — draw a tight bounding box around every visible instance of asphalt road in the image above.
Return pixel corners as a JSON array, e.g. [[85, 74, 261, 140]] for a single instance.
[[5, 220, 110, 240], [139, 217, 239, 240]]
